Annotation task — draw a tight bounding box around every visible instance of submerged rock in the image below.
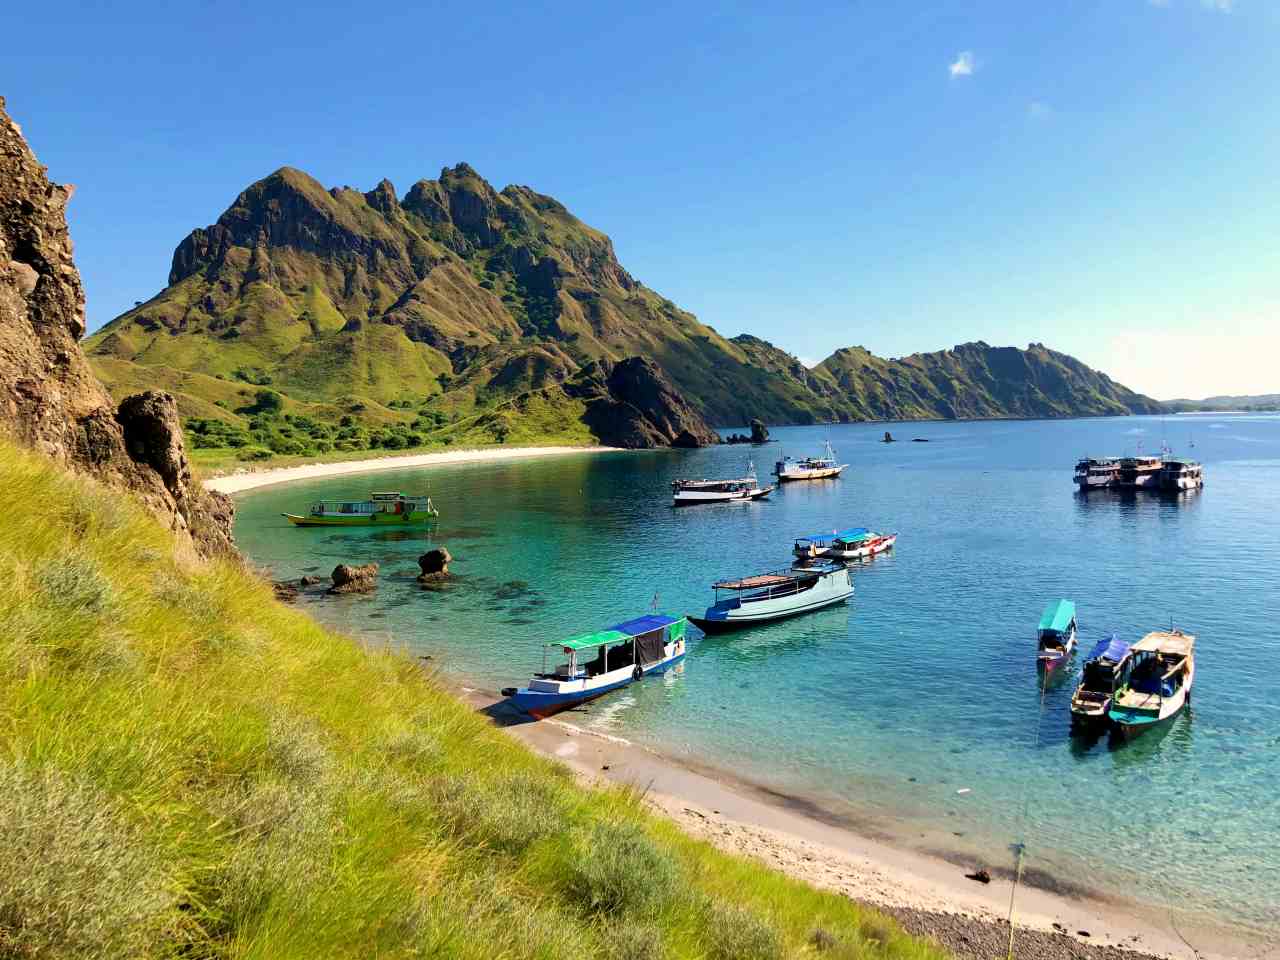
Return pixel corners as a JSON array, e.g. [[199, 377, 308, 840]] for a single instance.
[[329, 562, 379, 595], [272, 581, 299, 602], [417, 547, 451, 583]]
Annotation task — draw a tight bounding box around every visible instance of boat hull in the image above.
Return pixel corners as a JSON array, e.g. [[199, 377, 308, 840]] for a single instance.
[[1109, 673, 1193, 739], [283, 511, 436, 526], [672, 485, 774, 506]]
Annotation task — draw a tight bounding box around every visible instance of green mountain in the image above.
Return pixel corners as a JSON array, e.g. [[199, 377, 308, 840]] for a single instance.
[[1165, 393, 1280, 412], [87, 164, 1162, 459]]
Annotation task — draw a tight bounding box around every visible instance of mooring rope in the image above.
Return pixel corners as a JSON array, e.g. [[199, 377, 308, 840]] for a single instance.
[[1007, 662, 1052, 959]]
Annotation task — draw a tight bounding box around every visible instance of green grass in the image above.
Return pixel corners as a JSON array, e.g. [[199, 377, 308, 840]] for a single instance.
[[0, 441, 951, 959]]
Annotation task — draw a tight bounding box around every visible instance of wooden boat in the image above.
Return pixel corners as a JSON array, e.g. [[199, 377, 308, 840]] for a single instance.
[[1074, 457, 1120, 490], [774, 441, 848, 482], [1070, 634, 1132, 727], [794, 528, 896, 562], [672, 462, 774, 505], [283, 491, 438, 526], [1115, 456, 1163, 490], [1036, 599, 1077, 671], [501, 614, 690, 719], [1159, 458, 1204, 491], [1108, 630, 1196, 738], [689, 560, 853, 632]]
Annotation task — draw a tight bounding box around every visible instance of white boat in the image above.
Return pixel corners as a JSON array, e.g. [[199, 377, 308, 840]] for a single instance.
[[794, 527, 897, 561], [1115, 456, 1163, 489], [1108, 630, 1195, 739], [1159, 458, 1204, 491], [774, 441, 848, 482], [501, 614, 690, 719], [1074, 457, 1120, 490], [689, 559, 853, 632], [672, 463, 775, 505]]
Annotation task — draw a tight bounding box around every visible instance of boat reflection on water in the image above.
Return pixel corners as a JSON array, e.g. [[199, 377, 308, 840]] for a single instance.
[[1072, 486, 1203, 516]]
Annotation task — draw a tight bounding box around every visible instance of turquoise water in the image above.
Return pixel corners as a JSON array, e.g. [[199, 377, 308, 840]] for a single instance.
[[234, 416, 1280, 937]]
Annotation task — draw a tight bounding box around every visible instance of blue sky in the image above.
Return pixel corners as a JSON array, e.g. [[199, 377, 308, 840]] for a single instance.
[[5, 0, 1278, 398]]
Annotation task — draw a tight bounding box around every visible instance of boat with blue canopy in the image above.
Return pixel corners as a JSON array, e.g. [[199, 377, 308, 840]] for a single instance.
[[1037, 599, 1078, 671], [1070, 634, 1132, 727], [501, 614, 691, 719]]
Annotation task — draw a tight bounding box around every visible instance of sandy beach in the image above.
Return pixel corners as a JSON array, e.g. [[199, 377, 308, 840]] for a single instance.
[[459, 690, 1269, 960], [203, 444, 623, 494]]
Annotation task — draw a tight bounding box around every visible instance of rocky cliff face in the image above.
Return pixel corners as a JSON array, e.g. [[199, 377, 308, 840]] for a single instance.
[[0, 97, 234, 557], [569, 357, 720, 448]]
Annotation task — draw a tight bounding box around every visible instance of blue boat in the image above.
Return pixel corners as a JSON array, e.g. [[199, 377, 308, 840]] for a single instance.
[[1036, 599, 1077, 671], [1070, 634, 1132, 727], [502, 614, 691, 719]]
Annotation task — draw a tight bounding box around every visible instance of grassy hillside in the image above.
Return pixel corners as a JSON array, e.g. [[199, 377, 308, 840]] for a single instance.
[[0, 440, 947, 960]]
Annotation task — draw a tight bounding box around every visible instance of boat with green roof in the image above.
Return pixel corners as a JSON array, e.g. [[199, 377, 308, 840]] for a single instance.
[[283, 491, 439, 526], [501, 614, 691, 719]]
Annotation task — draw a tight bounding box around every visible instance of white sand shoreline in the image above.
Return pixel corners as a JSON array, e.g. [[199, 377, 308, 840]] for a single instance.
[[202, 444, 625, 494], [461, 691, 1266, 960]]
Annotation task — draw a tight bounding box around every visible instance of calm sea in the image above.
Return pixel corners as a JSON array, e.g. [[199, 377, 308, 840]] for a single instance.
[[233, 415, 1280, 938]]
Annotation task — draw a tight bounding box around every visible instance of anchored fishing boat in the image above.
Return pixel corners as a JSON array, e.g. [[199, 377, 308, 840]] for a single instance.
[[1074, 457, 1120, 490], [689, 560, 853, 632], [1036, 599, 1078, 671], [672, 463, 774, 505], [774, 441, 848, 482], [1108, 630, 1196, 738], [283, 492, 439, 526], [1070, 635, 1132, 727], [501, 614, 690, 719]]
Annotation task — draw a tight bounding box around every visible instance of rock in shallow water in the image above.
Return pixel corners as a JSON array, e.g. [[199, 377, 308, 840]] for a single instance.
[[329, 562, 379, 594], [417, 547, 451, 582]]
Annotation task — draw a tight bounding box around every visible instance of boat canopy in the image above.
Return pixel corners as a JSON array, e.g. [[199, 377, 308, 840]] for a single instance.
[[714, 562, 843, 590], [1131, 630, 1195, 657], [1085, 634, 1130, 664], [1038, 599, 1076, 634], [550, 614, 685, 651], [798, 527, 867, 544]]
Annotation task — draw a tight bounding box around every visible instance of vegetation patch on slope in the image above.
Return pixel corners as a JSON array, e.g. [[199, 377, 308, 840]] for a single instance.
[[0, 441, 946, 959]]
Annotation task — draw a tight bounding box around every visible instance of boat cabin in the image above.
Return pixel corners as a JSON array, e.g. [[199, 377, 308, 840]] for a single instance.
[[307, 492, 434, 517], [1117, 631, 1194, 701], [1080, 635, 1130, 694], [1037, 599, 1077, 655]]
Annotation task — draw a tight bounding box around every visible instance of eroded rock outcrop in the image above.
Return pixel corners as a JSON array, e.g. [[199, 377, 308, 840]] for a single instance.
[[329, 562, 379, 595], [569, 357, 720, 449], [0, 97, 234, 559]]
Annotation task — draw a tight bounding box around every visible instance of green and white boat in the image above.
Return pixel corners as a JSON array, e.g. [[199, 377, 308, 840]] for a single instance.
[[284, 492, 439, 526]]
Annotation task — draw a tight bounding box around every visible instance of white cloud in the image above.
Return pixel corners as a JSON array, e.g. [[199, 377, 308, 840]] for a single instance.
[[798, 356, 819, 369], [948, 51, 975, 78]]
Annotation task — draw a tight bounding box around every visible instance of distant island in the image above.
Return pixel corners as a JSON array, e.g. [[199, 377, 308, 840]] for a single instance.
[[1164, 393, 1280, 413], [87, 164, 1163, 462]]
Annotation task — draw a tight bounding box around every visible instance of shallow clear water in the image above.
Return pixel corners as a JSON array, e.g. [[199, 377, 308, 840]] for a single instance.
[[234, 415, 1280, 936]]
